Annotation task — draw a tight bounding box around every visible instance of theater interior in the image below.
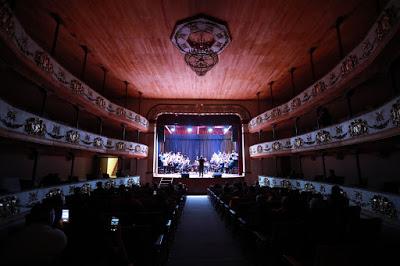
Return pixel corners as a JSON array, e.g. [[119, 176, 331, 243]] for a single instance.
[[0, 0, 400, 265]]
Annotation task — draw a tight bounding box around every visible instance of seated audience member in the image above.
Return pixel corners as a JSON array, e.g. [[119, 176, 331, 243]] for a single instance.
[[328, 185, 349, 210], [93, 181, 106, 197], [1, 203, 67, 265]]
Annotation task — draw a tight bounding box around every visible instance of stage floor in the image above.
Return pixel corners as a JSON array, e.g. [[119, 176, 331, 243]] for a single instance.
[[157, 172, 241, 178]]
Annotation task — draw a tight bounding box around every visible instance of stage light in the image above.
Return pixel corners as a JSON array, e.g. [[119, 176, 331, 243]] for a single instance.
[[208, 127, 213, 133], [187, 127, 193, 133], [223, 127, 229, 133], [171, 127, 176, 132]]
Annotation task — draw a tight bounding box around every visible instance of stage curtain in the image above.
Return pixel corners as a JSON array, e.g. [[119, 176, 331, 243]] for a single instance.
[[164, 134, 233, 160]]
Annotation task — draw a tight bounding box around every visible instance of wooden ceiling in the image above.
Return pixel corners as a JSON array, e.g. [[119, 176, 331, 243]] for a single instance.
[[14, 0, 380, 101]]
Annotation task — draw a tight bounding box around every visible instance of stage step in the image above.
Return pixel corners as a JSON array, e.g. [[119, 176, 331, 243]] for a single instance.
[[159, 177, 174, 188]]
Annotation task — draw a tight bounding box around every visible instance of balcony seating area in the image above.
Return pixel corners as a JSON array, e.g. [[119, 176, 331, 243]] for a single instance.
[[0, 182, 187, 266], [208, 181, 399, 266]]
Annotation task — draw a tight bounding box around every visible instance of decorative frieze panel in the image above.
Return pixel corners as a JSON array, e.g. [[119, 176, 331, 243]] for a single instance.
[[249, 0, 400, 133], [0, 1, 149, 132], [259, 176, 400, 222], [0, 98, 148, 158], [0, 176, 140, 222], [250, 96, 400, 158]]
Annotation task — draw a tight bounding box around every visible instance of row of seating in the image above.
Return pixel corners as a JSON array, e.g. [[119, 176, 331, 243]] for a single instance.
[[207, 183, 384, 266], [0, 182, 187, 266]]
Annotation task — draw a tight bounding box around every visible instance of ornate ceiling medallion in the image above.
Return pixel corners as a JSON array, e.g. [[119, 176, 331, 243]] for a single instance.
[[171, 15, 231, 76]]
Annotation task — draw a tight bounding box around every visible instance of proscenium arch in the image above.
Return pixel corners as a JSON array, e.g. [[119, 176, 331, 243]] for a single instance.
[[148, 104, 250, 177], [146, 103, 252, 123]]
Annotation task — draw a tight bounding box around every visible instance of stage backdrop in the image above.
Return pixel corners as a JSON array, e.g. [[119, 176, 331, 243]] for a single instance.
[[164, 134, 234, 160]]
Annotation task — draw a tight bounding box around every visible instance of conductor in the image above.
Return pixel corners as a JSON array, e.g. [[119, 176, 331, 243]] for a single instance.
[[198, 156, 205, 177]]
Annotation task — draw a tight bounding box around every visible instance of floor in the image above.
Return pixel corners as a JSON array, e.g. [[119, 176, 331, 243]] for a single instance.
[[167, 196, 251, 266]]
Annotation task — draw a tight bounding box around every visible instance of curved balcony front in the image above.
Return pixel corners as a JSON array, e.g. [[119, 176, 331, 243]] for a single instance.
[[0, 98, 148, 158], [258, 176, 400, 224], [250, 96, 400, 158], [249, 0, 400, 133]]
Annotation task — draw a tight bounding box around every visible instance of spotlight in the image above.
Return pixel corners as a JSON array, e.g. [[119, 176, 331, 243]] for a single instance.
[[208, 127, 213, 133], [171, 127, 176, 132], [223, 127, 229, 133], [187, 127, 193, 133]]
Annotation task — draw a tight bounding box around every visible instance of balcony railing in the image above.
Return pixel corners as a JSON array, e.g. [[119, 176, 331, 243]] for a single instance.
[[0, 176, 140, 224], [249, 0, 400, 133], [0, 98, 148, 158], [0, 2, 149, 132], [250, 96, 400, 157], [259, 176, 400, 225]]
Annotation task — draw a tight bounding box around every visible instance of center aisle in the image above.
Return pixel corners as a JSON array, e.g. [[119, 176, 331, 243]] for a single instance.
[[167, 195, 251, 266]]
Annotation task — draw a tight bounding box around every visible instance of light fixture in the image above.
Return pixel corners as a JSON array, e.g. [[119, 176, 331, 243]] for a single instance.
[[187, 127, 193, 133], [207, 127, 213, 133], [171, 16, 231, 76], [223, 127, 229, 134], [171, 126, 176, 132]]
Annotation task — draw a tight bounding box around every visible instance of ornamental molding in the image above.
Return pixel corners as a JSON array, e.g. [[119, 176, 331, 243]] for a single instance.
[[250, 96, 400, 157], [0, 98, 148, 158], [146, 103, 251, 122], [249, 0, 400, 133], [0, 2, 149, 132], [259, 176, 400, 222]]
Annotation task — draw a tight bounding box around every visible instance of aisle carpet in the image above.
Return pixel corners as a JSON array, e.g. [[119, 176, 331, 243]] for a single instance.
[[167, 195, 251, 266]]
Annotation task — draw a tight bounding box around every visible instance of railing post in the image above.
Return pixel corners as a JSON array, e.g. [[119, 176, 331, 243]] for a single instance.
[[321, 153, 327, 179], [97, 117, 103, 135], [309, 47, 317, 82], [124, 81, 129, 109], [355, 149, 362, 186], [294, 117, 300, 136], [121, 124, 126, 140], [100, 66, 108, 93], [31, 149, 38, 187], [73, 105, 80, 129], [50, 13, 62, 56], [335, 16, 345, 59], [268, 81, 275, 108], [69, 152, 75, 180], [272, 124, 276, 140], [290, 67, 296, 97], [137, 91, 142, 142], [80, 45, 89, 81]]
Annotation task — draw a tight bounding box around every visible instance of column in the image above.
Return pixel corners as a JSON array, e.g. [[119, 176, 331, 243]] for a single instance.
[[50, 13, 62, 56], [80, 45, 89, 81]]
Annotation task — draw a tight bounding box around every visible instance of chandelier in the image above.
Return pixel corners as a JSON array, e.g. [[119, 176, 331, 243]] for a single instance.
[[171, 16, 231, 76]]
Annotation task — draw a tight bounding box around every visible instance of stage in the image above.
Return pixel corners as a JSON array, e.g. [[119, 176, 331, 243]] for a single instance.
[[153, 173, 244, 194], [156, 172, 241, 178]]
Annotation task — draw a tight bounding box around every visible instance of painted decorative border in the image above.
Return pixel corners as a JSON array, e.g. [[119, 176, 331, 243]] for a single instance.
[[249, 0, 400, 133], [259, 176, 400, 223], [250, 96, 400, 157], [0, 98, 148, 158], [0, 176, 140, 223], [0, 1, 149, 132]]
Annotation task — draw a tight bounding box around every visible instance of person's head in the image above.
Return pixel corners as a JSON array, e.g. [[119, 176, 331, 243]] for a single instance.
[[331, 185, 342, 196], [27, 203, 55, 226], [96, 181, 103, 189]]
